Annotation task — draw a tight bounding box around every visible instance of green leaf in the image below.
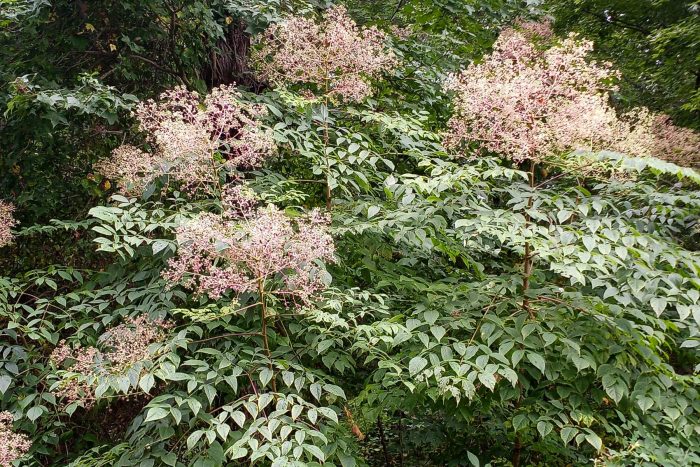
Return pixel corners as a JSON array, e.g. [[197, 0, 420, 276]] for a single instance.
[[304, 444, 325, 462], [152, 240, 170, 254], [527, 352, 546, 374], [430, 325, 446, 341], [560, 427, 578, 444], [537, 421, 553, 438], [585, 431, 603, 451], [139, 373, 155, 393], [557, 210, 572, 223], [424, 309, 439, 325], [216, 423, 230, 441], [27, 406, 42, 422], [0, 375, 11, 394], [144, 407, 169, 422], [637, 397, 653, 412], [408, 356, 428, 375], [170, 407, 182, 425], [367, 205, 380, 219], [162, 453, 177, 466], [478, 372, 497, 391], [310, 382, 322, 400], [512, 414, 527, 432], [187, 430, 204, 450], [605, 382, 626, 404], [188, 398, 202, 416], [323, 384, 346, 399], [308, 408, 318, 424], [259, 368, 273, 387], [650, 297, 667, 316], [339, 453, 357, 467], [231, 411, 246, 428]]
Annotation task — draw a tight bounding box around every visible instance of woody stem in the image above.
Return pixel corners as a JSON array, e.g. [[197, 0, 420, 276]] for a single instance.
[[522, 159, 536, 318], [257, 279, 276, 391]]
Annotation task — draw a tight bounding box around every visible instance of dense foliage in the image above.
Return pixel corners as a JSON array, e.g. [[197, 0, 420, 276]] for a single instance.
[[1, 1, 700, 466], [547, 0, 700, 128]]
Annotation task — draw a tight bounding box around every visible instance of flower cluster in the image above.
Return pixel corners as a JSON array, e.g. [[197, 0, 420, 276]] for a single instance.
[[0, 412, 31, 467], [98, 315, 173, 369], [389, 25, 413, 41], [647, 115, 700, 166], [221, 183, 258, 219], [444, 24, 700, 167], [445, 26, 622, 162], [622, 111, 700, 166], [515, 18, 554, 40], [163, 195, 335, 304], [49, 344, 100, 409], [50, 316, 172, 408], [253, 6, 396, 102], [0, 201, 18, 248], [97, 85, 274, 195]]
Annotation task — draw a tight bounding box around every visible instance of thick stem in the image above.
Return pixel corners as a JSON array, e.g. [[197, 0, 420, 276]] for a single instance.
[[257, 279, 276, 391], [377, 416, 391, 467], [323, 93, 332, 211], [324, 174, 331, 211], [398, 413, 405, 467], [512, 381, 524, 467], [522, 160, 536, 318], [512, 435, 522, 467]]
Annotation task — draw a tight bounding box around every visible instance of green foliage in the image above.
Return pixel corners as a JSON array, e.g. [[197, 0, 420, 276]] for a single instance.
[[545, 0, 700, 128], [1, 1, 700, 466]]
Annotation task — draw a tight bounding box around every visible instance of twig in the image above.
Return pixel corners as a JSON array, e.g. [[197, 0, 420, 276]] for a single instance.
[[190, 331, 260, 344]]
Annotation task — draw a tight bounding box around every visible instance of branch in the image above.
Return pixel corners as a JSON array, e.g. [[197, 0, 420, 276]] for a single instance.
[[580, 8, 651, 35], [390, 0, 408, 21], [129, 54, 191, 87]]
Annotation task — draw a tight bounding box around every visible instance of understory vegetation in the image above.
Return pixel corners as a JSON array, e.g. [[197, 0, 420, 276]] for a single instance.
[[1, 0, 699, 466]]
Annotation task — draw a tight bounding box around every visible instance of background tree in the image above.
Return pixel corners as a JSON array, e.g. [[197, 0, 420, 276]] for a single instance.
[[545, 0, 700, 128]]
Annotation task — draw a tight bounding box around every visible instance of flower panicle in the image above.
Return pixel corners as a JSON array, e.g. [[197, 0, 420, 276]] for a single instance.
[[253, 5, 397, 102], [97, 85, 275, 195], [0, 201, 18, 248], [50, 316, 172, 408], [0, 412, 31, 467], [163, 199, 335, 305], [444, 23, 699, 167]]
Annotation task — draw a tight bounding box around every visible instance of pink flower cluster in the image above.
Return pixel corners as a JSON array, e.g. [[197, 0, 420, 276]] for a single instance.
[[444, 24, 700, 166], [163, 195, 335, 304], [253, 6, 397, 102], [0, 201, 18, 248], [444, 26, 622, 162], [515, 18, 554, 40], [389, 25, 413, 41], [49, 344, 100, 409], [0, 412, 31, 467], [98, 315, 173, 369], [50, 316, 172, 408], [221, 183, 258, 219], [97, 85, 275, 195], [621, 110, 700, 166]]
